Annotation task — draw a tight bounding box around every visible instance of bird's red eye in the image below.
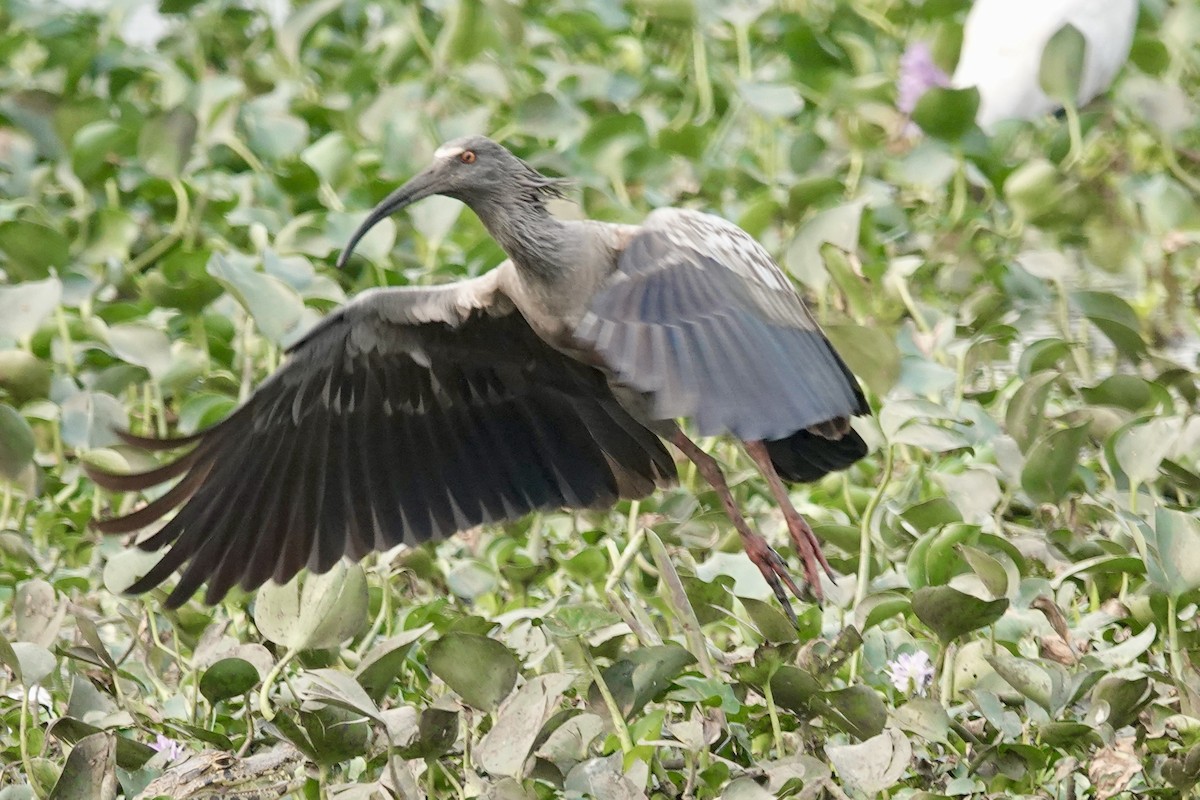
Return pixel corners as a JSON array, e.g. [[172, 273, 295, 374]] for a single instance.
[[460, 150, 476, 164]]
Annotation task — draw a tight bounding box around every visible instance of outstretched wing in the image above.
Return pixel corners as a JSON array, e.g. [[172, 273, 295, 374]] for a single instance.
[[90, 266, 675, 606], [573, 208, 868, 441]]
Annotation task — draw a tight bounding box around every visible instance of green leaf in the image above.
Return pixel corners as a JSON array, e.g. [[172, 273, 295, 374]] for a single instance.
[[0, 222, 69, 280], [427, 633, 520, 712], [911, 586, 1008, 643], [854, 592, 911, 633], [985, 651, 1054, 713], [1115, 417, 1177, 487], [0, 350, 51, 403], [354, 625, 434, 704], [737, 81, 804, 118], [253, 561, 369, 651], [0, 404, 36, 484], [958, 544, 1009, 599], [892, 698, 952, 745], [105, 323, 173, 380], [1140, 508, 1200, 598], [824, 324, 900, 398], [137, 109, 197, 178], [740, 597, 799, 643], [1038, 23, 1087, 104], [1090, 675, 1152, 729], [477, 673, 575, 778], [46, 718, 156, 771], [827, 728, 912, 795], [911, 86, 980, 143], [1020, 423, 1090, 504], [47, 731, 116, 800], [1071, 290, 1147, 361], [199, 658, 261, 704], [207, 253, 306, 346], [590, 644, 696, 719], [0, 278, 62, 341], [822, 685, 887, 739]]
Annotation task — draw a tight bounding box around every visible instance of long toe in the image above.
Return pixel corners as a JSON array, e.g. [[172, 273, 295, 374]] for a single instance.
[[740, 533, 813, 624]]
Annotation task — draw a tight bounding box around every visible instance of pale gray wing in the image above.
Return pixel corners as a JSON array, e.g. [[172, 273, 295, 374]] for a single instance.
[[89, 268, 675, 606], [573, 208, 868, 441]]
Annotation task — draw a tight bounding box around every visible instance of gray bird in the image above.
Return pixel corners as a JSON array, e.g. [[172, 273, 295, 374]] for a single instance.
[[90, 136, 869, 618]]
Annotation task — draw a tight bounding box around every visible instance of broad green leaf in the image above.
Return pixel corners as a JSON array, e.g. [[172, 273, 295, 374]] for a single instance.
[[45, 718, 156, 771], [199, 658, 261, 704], [785, 200, 865, 289], [892, 698, 952, 745], [299, 668, 381, 721], [911, 86, 980, 142], [105, 324, 173, 379], [1091, 675, 1152, 729], [137, 109, 197, 178], [355, 625, 434, 703], [0, 350, 51, 402], [958, 544, 1008, 599], [0, 278, 62, 341], [825, 324, 900, 398], [1038, 23, 1087, 104], [1140, 508, 1200, 598], [985, 651, 1053, 713], [1071, 291, 1147, 361], [11, 642, 55, 685], [427, 633, 520, 712], [0, 222, 69, 280], [1020, 423, 1090, 504], [60, 391, 127, 450], [1006, 371, 1061, 452], [207, 253, 306, 346], [1115, 417, 1178, 487], [827, 728, 911, 795], [823, 685, 887, 739], [46, 731, 116, 800], [911, 586, 1008, 642], [590, 644, 696, 719], [477, 673, 575, 778], [737, 81, 804, 118], [253, 562, 369, 651], [0, 404, 35, 483]]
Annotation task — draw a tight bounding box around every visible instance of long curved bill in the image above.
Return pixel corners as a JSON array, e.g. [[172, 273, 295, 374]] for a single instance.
[[336, 166, 442, 268]]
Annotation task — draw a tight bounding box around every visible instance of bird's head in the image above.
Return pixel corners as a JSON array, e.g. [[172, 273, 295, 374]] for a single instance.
[[337, 136, 565, 268]]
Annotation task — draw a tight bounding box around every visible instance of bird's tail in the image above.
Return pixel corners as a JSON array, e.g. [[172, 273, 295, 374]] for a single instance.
[[763, 428, 867, 483]]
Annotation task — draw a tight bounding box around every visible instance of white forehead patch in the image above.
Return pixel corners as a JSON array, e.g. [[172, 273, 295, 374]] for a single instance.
[[434, 144, 465, 159]]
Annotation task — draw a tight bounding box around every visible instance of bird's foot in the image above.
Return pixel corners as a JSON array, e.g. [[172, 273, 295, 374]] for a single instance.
[[739, 531, 810, 626], [781, 510, 833, 600]]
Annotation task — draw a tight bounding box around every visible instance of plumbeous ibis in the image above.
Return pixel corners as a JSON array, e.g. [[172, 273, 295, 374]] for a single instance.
[[90, 136, 870, 621]]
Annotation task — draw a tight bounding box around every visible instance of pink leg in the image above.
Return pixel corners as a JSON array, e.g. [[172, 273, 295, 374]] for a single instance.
[[669, 430, 808, 623], [743, 440, 834, 599]]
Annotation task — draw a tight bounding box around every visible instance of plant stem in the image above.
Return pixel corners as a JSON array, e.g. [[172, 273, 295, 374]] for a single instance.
[[850, 445, 894, 681], [1168, 593, 1185, 686], [763, 678, 785, 759], [580, 637, 634, 755]]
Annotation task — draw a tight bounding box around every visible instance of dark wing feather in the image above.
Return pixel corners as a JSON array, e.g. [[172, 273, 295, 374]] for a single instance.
[[89, 271, 676, 606], [575, 208, 869, 476]]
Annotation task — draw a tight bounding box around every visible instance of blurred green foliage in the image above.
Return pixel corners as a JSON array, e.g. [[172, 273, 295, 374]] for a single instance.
[[1, 0, 1200, 797]]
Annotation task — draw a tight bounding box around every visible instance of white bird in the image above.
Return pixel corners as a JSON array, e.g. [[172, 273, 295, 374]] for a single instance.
[[951, 0, 1138, 131]]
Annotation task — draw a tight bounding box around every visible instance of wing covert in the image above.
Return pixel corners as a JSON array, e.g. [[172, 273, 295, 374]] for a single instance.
[[574, 208, 868, 441]]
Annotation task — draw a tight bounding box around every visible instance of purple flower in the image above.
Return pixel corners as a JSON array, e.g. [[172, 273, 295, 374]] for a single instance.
[[885, 650, 935, 696], [897, 42, 951, 115], [150, 733, 185, 761]]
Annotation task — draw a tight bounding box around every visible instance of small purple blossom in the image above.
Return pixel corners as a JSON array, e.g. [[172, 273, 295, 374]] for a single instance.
[[150, 733, 185, 761], [885, 650, 935, 696], [897, 42, 951, 115]]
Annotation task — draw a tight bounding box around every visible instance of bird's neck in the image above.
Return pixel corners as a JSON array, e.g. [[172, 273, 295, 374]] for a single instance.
[[475, 203, 570, 279]]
